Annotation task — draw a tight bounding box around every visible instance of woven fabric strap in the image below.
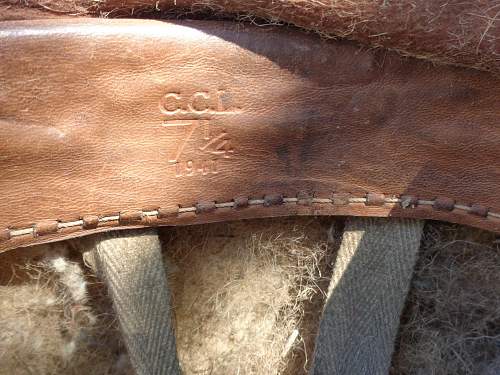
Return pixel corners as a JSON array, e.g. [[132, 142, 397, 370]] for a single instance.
[[90, 229, 180, 375], [312, 217, 423, 375]]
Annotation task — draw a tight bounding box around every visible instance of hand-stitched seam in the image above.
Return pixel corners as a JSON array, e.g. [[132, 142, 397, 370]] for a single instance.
[[3, 192, 498, 241]]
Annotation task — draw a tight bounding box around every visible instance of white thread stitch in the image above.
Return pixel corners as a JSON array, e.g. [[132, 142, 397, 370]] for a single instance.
[[312, 198, 331, 204], [9, 227, 34, 237], [99, 215, 120, 223], [348, 197, 367, 203], [178, 207, 196, 213], [215, 202, 235, 208], [454, 204, 471, 212], [488, 212, 500, 219], [418, 200, 434, 206], [384, 197, 401, 204], [58, 220, 84, 229], [248, 199, 265, 205]]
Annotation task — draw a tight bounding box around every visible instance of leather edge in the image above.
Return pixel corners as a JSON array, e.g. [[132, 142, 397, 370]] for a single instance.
[[2, 192, 499, 253]]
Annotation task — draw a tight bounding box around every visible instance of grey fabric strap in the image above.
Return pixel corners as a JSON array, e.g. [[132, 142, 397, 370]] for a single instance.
[[89, 229, 180, 375], [312, 217, 423, 375]]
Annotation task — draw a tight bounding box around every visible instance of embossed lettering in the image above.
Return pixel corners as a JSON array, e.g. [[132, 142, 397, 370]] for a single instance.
[[174, 159, 218, 177], [188, 91, 210, 113], [160, 89, 238, 178], [162, 120, 234, 163], [216, 89, 231, 112], [159, 90, 239, 115], [159, 92, 182, 114], [162, 120, 210, 162], [199, 131, 234, 158]]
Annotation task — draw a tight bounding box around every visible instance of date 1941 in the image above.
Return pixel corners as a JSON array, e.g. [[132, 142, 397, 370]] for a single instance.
[[174, 159, 218, 177]]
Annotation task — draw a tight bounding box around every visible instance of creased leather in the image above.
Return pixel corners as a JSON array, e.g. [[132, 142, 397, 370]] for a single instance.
[[0, 19, 499, 252]]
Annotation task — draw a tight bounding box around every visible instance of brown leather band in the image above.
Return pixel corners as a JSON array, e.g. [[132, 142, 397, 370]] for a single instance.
[[4, 0, 500, 75], [1, 19, 499, 252]]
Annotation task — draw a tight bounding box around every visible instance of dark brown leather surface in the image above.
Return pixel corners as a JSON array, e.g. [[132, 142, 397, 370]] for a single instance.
[[0, 19, 499, 252]]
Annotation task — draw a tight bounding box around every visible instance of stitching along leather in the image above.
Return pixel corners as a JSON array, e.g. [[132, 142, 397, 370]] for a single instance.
[[1, 192, 499, 243]]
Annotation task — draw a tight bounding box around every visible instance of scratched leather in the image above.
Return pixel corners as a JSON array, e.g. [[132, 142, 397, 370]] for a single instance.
[[0, 19, 499, 251]]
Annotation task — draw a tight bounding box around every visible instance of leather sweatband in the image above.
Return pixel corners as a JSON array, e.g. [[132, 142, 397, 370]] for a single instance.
[[0, 19, 499, 252]]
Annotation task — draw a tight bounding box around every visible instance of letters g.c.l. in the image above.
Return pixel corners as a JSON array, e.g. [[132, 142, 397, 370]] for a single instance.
[[159, 90, 234, 115]]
